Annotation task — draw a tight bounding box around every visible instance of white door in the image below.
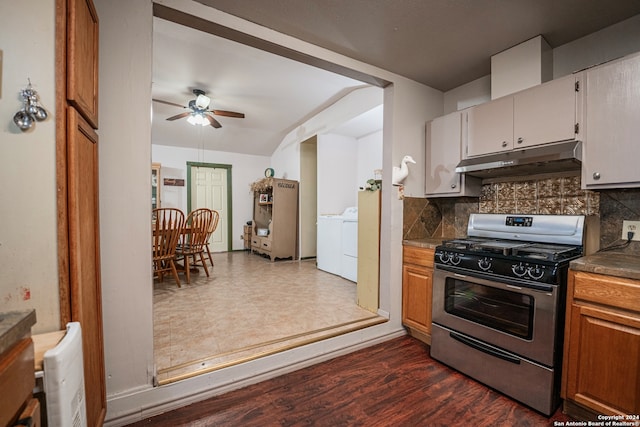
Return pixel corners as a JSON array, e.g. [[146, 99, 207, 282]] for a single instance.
[[191, 166, 228, 252]]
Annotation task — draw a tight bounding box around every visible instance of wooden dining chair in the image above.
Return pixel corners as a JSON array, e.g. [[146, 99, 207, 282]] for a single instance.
[[176, 208, 214, 284], [152, 208, 185, 287], [204, 209, 220, 267]]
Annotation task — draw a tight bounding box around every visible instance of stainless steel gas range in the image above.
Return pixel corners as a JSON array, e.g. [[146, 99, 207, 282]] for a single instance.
[[430, 213, 586, 416]]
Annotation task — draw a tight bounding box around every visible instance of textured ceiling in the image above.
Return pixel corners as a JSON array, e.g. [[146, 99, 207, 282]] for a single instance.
[[197, 0, 640, 91], [153, 1, 640, 155]]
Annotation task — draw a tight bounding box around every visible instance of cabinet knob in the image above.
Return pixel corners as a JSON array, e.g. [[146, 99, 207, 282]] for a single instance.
[[593, 172, 601, 180], [450, 183, 457, 189], [501, 141, 508, 147], [517, 137, 523, 144]]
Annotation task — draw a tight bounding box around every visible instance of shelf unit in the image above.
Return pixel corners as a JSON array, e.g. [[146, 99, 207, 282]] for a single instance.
[[251, 178, 299, 261]]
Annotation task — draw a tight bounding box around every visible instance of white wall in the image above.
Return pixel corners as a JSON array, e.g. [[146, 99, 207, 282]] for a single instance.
[[357, 129, 383, 190], [152, 144, 270, 250], [96, 0, 155, 402], [317, 134, 359, 214], [272, 85, 383, 181], [553, 14, 640, 78], [443, 75, 491, 115], [0, 1, 59, 333]]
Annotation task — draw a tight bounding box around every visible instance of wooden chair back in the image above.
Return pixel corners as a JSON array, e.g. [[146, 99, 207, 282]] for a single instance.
[[152, 208, 184, 260], [182, 208, 214, 252], [206, 209, 220, 238], [152, 208, 185, 286]]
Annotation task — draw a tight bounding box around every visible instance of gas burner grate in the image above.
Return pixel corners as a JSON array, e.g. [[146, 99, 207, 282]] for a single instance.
[[511, 244, 583, 262]]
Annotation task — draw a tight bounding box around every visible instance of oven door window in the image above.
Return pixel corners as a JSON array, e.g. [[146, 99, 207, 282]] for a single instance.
[[444, 277, 534, 339]]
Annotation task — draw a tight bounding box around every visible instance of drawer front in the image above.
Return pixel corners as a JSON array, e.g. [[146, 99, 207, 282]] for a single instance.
[[251, 237, 261, 248], [572, 271, 640, 313], [0, 338, 34, 427], [403, 246, 435, 268], [261, 238, 272, 251]]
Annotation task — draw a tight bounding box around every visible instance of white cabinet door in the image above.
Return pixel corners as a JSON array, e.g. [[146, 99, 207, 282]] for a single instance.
[[467, 95, 514, 157], [514, 74, 577, 149], [582, 52, 640, 189], [425, 111, 481, 197]]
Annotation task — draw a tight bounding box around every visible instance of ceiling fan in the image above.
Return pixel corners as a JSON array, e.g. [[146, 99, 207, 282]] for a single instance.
[[153, 89, 245, 128]]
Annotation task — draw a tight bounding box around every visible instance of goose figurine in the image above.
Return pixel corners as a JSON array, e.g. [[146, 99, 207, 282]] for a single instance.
[[392, 155, 416, 185]]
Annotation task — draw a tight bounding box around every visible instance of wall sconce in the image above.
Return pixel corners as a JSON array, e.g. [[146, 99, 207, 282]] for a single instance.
[[13, 79, 48, 131]]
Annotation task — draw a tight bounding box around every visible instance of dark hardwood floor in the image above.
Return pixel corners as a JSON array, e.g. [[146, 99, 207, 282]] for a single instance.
[[127, 335, 572, 426]]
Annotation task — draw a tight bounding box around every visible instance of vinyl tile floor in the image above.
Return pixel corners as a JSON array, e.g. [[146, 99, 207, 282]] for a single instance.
[[153, 251, 385, 384]]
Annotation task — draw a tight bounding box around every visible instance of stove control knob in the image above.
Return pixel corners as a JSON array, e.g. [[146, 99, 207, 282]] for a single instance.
[[512, 263, 528, 277], [437, 251, 451, 264], [450, 253, 462, 265], [528, 266, 545, 280], [478, 257, 492, 271]]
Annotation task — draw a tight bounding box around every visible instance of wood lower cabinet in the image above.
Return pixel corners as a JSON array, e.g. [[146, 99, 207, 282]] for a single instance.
[[562, 270, 640, 419], [402, 246, 434, 345], [0, 311, 37, 427]]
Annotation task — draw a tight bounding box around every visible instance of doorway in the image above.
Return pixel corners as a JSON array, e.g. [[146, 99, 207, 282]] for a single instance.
[[187, 162, 232, 252]]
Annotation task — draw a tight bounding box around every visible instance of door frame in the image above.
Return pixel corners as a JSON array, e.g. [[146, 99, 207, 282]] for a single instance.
[[186, 162, 233, 252]]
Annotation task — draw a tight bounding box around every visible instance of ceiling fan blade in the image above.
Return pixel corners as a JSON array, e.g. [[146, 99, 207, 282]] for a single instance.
[[152, 98, 186, 109], [212, 110, 245, 119], [204, 114, 222, 128], [166, 112, 192, 121]]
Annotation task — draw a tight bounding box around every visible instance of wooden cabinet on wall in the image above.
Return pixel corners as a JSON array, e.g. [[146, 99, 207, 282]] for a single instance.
[[56, 0, 106, 425], [252, 178, 299, 261], [67, 0, 99, 128], [580, 51, 640, 189], [466, 74, 577, 157], [562, 270, 640, 419], [402, 245, 435, 345], [425, 111, 481, 197]]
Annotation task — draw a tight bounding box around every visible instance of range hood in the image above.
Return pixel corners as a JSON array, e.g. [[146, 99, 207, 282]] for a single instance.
[[455, 141, 582, 178]]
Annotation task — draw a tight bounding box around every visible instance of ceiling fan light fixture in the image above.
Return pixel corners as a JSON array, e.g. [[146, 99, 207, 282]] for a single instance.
[[187, 112, 209, 126], [195, 94, 211, 109]]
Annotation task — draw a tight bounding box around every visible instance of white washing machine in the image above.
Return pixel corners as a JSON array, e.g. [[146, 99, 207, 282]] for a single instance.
[[341, 207, 358, 282], [316, 214, 343, 276]]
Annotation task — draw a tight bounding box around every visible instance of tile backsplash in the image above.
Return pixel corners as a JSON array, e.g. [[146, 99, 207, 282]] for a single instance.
[[479, 175, 599, 216], [404, 174, 640, 254]]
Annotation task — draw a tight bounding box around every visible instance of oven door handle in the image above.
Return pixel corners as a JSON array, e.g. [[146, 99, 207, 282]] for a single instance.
[[449, 331, 521, 365]]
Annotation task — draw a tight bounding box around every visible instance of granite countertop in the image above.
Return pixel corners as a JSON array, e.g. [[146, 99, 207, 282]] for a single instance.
[[402, 238, 447, 249], [570, 252, 640, 281], [0, 309, 36, 356]]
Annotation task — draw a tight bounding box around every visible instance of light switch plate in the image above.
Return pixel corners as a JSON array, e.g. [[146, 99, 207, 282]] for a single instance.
[[622, 220, 640, 241]]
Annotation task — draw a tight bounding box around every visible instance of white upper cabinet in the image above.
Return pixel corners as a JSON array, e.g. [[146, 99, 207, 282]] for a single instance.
[[513, 74, 577, 149], [466, 74, 577, 158], [425, 111, 481, 197], [467, 95, 513, 157], [582, 52, 640, 189]]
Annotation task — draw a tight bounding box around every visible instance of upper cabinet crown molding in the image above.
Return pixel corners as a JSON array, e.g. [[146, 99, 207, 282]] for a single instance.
[[67, 0, 99, 129]]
